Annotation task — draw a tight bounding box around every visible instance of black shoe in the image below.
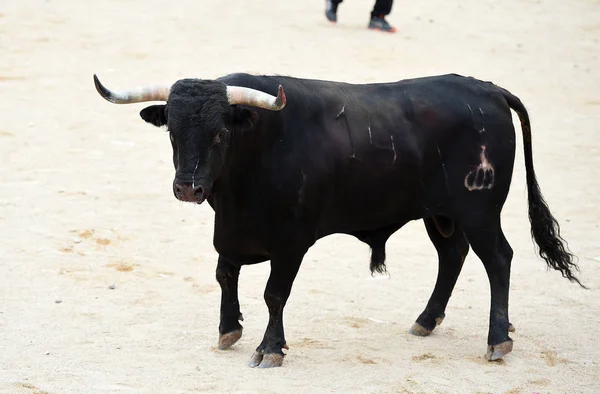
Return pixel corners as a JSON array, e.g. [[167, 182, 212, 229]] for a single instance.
[[368, 15, 396, 33], [325, 0, 338, 23]]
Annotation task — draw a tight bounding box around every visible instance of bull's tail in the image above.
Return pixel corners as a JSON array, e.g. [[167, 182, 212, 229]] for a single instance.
[[500, 87, 585, 288]]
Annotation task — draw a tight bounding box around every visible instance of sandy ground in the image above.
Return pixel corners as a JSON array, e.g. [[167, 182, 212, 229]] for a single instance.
[[1, 0, 599, 393]]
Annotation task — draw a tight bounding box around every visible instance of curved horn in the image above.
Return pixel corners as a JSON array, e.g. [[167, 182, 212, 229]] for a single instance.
[[93, 74, 171, 104], [226, 85, 286, 111]]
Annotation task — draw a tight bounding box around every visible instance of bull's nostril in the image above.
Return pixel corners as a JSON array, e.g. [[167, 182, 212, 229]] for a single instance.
[[173, 183, 204, 202], [193, 185, 203, 200], [174, 184, 184, 199]]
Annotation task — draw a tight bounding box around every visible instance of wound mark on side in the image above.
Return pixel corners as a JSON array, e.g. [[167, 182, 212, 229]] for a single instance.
[[335, 104, 355, 158], [298, 169, 306, 203], [335, 104, 345, 119], [367, 115, 373, 145], [436, 143, 449, 191], [466, 103, 474, 121], [464, 145, 495, 191], [390, 135, 397, 164], [467, 104, 486, 133], [478, 108, 486, 133]]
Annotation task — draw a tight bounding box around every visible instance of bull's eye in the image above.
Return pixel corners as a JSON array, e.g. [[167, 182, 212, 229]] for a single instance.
[[213, 128, 228, 145]]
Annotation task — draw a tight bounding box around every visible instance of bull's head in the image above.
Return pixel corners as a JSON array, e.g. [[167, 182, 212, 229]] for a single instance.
[[93, 75, 286, 204]]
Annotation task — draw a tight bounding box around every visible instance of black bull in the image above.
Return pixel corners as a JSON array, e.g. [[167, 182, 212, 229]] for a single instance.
[[93, 72, 583, 368]]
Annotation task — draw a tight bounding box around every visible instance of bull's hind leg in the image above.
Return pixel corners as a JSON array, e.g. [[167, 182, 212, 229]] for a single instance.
[[410, 216, 469, 336], [464, 221, 514, 361], [215, 256, 244, 350]]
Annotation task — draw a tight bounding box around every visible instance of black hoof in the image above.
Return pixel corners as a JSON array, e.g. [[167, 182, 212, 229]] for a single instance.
[[218, 329, 243, 350], [485, 340, 513, 361], [408, 322, 432, 336], [248, 352, 284, 368]]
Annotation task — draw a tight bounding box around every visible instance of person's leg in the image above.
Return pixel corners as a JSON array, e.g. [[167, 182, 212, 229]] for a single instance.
[[325, 0, 343, 23], [368, 0, 396, 32], [371, 0, 393, 17]]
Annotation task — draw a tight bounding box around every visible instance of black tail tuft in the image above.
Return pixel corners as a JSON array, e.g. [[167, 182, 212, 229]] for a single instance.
[[500, 87, 586, 288], [370, 244, 387, 275], [527, 176, 585, 288]]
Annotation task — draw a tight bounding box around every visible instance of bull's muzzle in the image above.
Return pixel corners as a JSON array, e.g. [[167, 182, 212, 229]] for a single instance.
[[173, 182, 205, 204]]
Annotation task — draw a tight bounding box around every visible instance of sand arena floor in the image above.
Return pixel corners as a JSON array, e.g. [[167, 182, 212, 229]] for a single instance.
[[1, 0, 599, 393]]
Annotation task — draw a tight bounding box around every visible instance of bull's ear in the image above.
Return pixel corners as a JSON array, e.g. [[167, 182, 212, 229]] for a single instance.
[[231, 107, 259, 131], [140, 105, 167, 127]]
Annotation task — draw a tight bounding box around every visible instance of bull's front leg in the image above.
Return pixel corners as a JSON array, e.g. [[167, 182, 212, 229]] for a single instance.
[[215, 256, 244, 350], [248, 251, 304, 368]]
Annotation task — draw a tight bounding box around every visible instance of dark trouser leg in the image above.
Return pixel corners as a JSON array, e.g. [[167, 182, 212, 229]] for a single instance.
[[371, 0, 394, 17], [248, 251, 304, 368], [215, 256, 244, 350], [410, 217, 469, 336], [464, 222, 514, 361]]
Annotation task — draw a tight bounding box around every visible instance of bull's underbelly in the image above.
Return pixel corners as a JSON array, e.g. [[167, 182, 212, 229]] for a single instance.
[[314, 190, 425, 238]]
